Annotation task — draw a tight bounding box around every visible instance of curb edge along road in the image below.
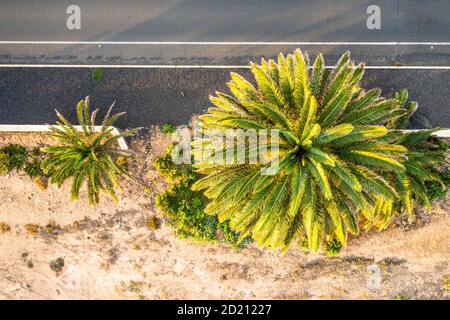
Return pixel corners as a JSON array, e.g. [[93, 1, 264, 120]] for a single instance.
[[0, 125, 129, 150], [0, 125, 449, 145]]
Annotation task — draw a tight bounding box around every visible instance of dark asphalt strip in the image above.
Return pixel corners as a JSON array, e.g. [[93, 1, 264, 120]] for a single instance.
[[0, 68, 448, 129]]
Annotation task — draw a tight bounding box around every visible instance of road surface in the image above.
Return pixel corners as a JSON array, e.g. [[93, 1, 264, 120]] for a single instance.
[[0, 68, 448, 129]]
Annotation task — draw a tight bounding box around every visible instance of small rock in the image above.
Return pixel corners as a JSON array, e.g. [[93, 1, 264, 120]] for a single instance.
[[50, 257, 65, 275]]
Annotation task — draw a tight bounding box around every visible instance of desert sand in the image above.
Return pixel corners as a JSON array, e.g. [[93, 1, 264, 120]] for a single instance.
[[0, 128, 449, 300]]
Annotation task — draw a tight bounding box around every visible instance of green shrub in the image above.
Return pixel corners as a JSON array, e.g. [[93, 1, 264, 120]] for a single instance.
[[0, 145, 49, 181], [154, 154, 178, 181], [325, 239, 342, 257], [1, 144, 27, 171], [153, 145, 180, 181], [0, 151, 9, 174], [24, 162, 44, 178], [154, 145, 250, 249], [162, 123, 175, 135], [393, 293, 410, 300], [24, 148, 46, 178], [92, 67, 104, 81], [0, 145, 48, 179], [444, 275, 450, 291]]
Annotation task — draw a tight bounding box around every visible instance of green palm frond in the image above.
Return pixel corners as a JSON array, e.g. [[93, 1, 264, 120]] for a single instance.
[[42, 96, 138, 205], [364, 117, 448, 229]]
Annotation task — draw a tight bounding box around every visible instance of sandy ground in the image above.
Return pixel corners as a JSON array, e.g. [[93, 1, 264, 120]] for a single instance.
[[0, 132, 58, 148], [0, 128, 449, 300]]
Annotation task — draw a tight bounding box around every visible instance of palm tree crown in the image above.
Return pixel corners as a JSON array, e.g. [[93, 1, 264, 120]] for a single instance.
[[192, 49, 440, 252], [42, 97, 139, 205]]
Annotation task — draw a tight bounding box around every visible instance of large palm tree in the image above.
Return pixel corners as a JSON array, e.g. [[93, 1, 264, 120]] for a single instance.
[[192, 49, 443, 252], [42, 97, 139, 205]]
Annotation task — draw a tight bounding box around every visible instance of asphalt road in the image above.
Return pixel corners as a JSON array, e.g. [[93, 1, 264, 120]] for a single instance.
[[0, 68, 448, 129], [0, 0, 450, 66], [0, 1, 449, 128]]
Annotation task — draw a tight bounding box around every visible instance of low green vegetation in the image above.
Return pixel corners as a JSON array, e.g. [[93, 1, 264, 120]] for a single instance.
[[393, 293, 410, 300], [162, 123, 176, 134], [0, 145, 48, 187], [154, 144, 251, 249], [24, 148, 47, 178], [153, 147, 178, 181], [0, 152, 8, 174], [444, 275, 450, 291], [92, 67, 104, 81], [0, 144, 27, 173], [325, 239, 342, 257]]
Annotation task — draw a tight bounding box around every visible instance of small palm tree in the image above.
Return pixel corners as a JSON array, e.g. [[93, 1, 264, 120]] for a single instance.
[[192, 49, 446, 252], [42, 97, 139, 205]]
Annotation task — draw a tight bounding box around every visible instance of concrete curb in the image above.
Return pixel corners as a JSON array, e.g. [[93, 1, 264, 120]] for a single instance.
[[0, 125, 129, 150], [0, 125, 448, 151], [402, 129, 450, 138], [436, 129, 450, 138]]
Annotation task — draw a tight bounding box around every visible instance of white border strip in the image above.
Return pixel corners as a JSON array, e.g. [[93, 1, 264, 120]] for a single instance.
[[1, 64, 450, 70], [434, 129, 450, 138], [0, 125, 129, 150], [403, 129, 450, 138], [0, 126, 448, 139], [1, 41, 450, 46]]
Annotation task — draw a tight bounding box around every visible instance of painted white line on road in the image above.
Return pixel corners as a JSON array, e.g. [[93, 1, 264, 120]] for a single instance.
[[0, 41, 450, 46], [4, 64, 249, 69], [1, 64, 450, 70]]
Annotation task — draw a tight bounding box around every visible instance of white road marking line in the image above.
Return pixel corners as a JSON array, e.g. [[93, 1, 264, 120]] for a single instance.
[[2, 64, 246, 69], [0, 41, 450, 46], [0, 64, 450, 70]]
